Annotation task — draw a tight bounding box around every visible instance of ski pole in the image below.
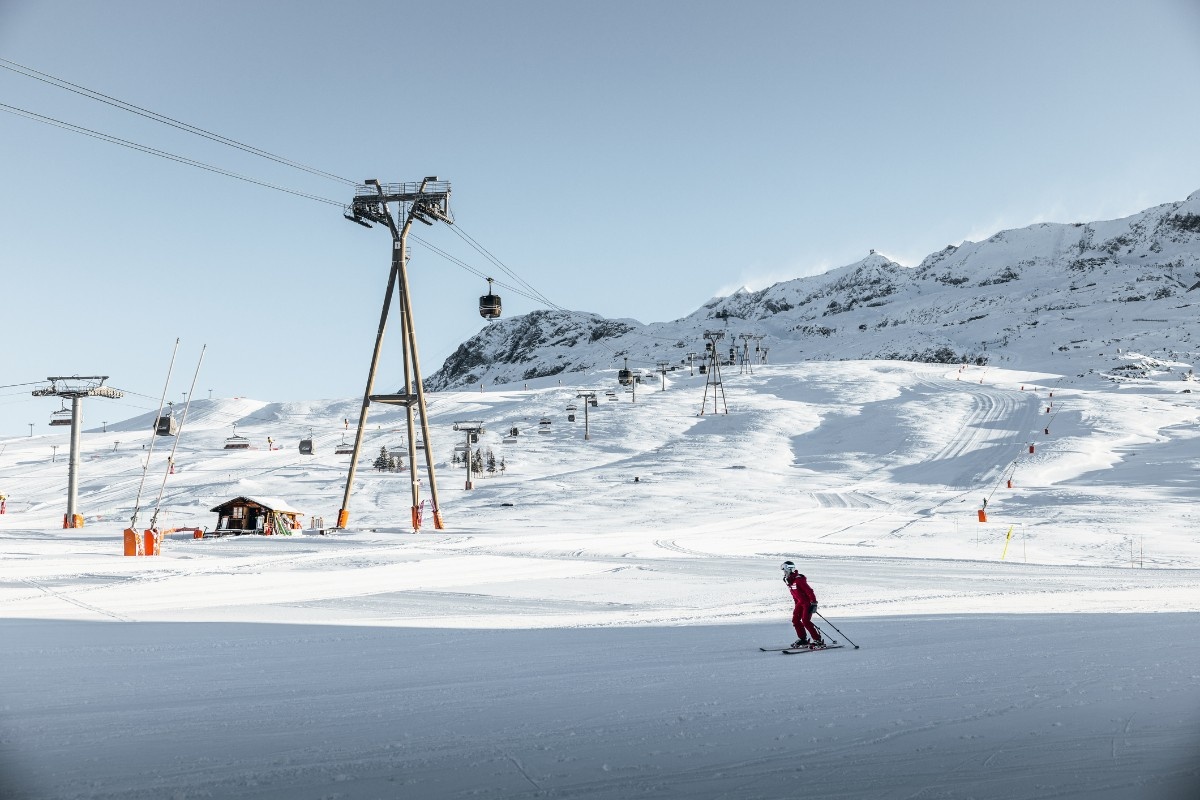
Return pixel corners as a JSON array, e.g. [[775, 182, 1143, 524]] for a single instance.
[[814, 611, 860, 649]]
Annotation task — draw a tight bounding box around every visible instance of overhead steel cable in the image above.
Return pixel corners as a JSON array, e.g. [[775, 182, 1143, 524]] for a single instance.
[[410, 235, 547, 305], [0, 57, 357, 186], [446, 224, 560, 310], [0, 102, 346, 207]]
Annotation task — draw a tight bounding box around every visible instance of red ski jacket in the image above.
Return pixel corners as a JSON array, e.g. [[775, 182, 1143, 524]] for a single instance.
[[786, 573, 817, 605]]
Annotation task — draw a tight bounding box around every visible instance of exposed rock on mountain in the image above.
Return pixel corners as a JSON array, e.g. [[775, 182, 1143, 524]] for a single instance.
[[428, 191, 1200, 389]]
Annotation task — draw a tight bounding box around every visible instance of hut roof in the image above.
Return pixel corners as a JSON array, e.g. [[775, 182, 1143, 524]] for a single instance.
[[209, 496, 303, 515]]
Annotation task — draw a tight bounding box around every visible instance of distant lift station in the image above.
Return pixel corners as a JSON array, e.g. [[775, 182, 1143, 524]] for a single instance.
[[33, 376, 124, 527]]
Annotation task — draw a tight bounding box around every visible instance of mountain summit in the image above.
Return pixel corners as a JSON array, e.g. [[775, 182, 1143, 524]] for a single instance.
[[428, 192, 1200, 389]]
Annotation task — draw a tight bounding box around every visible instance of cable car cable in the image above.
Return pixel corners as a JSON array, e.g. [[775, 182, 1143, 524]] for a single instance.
[[0, 102, 346, 207], [0, 57, 357, 186]]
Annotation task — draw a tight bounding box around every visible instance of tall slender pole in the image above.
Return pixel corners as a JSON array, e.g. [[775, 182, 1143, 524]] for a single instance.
[[66, 396, 81, 526], [131, 338, 180, 531], [337, 258, 400, 529], [150, 344, 206, 531], [398, 225, 445, 529], [397, 236, 422, 527]]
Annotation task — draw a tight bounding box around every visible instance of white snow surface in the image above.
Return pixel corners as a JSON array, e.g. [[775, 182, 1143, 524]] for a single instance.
[[1, 361, 1198, 799]]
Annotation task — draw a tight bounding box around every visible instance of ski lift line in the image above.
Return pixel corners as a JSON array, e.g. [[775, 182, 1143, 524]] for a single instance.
[[441, 225, 694, 362], [410, 236, 547, 305], [0, 103, 346, 207], [0, 57, 357, 186], [446, 224, 559, 309]]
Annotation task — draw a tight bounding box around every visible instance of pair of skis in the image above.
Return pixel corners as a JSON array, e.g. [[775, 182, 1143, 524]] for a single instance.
[[760, 641, 846, 655]]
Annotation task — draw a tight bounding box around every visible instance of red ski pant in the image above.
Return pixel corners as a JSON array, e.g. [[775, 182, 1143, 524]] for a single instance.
[[792, 602, 821, 641]]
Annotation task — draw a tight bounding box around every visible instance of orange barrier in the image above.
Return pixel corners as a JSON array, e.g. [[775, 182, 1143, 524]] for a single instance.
[[123, 529, 139, 556], [143, 530, 160, 556]]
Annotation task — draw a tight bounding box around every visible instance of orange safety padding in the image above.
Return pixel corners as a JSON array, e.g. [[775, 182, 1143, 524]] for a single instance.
[[411, 506, 421, 531], [193, 529, 204, 539], [1007, 479, 1012, 489], [977, 509, 988, 523], [433, 509, 445, 530], [1029, 445, 1035, 454], [337, 509, 349, 529], [123, 529, 139, 556], [143, 530, 159, 556]]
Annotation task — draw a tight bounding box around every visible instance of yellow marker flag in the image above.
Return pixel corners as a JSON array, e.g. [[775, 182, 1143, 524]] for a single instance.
[[1000, 525, 1014, 561]]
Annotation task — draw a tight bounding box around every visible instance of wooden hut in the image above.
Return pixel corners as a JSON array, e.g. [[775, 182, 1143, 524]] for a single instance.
[[209, 496, 303, 536]]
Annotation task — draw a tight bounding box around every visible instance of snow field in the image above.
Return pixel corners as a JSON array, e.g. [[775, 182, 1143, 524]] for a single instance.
[[1, 360, 1198, 798]]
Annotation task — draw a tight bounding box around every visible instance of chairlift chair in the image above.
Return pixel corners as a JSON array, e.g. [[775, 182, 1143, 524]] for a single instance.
[[49, 407, 72, 426], [223, 425, 251, 450], [334, 433, 354, 455], [479, 278, 502, 320]]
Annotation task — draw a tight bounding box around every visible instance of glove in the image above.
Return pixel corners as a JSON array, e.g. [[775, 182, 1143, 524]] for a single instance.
[[810, 601, 818, 610]]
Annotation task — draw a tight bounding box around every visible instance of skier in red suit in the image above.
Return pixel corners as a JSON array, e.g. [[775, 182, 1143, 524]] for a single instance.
[[782, 561, 824, 648]]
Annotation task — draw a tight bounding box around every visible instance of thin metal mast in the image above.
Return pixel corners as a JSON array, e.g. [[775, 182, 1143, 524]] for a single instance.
[[699, 331, 729, 415]]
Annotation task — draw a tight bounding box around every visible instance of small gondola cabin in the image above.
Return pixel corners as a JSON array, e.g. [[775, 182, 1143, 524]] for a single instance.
[[210, 496, 302, 536]]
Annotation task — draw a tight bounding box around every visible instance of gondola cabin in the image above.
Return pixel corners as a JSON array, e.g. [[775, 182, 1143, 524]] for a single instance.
[[155, 414, 178, 436], [209, 496, 302, 536], [298, 438, 314, 455], [479, 277, 502, 320], [566, 404, 577, 423], [49, 408, 72, 426], [699, 364, 708, 374]]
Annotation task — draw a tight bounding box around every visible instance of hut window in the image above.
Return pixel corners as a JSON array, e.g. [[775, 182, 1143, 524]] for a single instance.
[[232, 506, 245, 519]]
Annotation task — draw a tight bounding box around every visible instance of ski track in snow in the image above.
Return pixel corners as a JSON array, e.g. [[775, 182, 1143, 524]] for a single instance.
[[1, 361, 1199, 799]]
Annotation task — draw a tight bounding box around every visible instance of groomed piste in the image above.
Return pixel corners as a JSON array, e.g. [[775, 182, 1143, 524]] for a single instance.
[[1, 360, 1198, 799]]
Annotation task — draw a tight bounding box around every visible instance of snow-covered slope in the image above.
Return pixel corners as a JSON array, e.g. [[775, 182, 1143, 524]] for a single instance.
[[429, 191, 1200, 389], [2, 360, 1199, 798]]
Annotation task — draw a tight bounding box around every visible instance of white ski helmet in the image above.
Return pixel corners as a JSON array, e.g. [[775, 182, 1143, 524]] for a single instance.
[[780, 560, 797, 574]]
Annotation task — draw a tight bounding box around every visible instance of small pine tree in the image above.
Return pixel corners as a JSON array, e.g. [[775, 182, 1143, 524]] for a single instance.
[[499, 456, 506, 474], [451, 451, 460, 466], [373, 446, 390, 472], [486, 448, 497, 473], [389, 455, 400, 472], [471, 449, 484, 475]]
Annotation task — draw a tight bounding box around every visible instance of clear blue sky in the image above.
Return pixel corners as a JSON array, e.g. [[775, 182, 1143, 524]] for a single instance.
[[3, 0, 1200, 436]]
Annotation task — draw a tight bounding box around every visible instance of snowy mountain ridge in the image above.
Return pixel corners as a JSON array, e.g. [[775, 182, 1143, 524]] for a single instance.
[[428, 190, 1200, 389]]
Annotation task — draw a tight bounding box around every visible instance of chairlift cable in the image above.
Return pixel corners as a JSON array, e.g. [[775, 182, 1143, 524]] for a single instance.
[[0, 57, 357, 186]]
